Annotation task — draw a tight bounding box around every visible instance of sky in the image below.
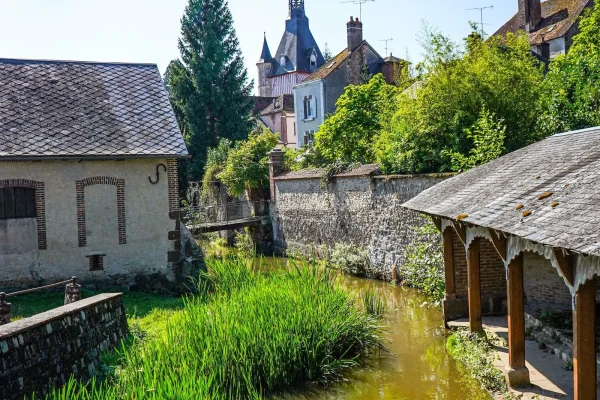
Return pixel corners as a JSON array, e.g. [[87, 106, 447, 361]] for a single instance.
[[0, 0, 520, 93]]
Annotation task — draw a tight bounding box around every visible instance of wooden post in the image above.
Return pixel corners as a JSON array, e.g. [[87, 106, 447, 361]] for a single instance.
[[467, 238, 482, 333], [573, 278, 596, 400], [444, 228, 456, 300], [505, 254, 530, 388]]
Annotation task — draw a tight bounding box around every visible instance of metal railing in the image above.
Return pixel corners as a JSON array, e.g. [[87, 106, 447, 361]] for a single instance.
[[188, 200, 269, 225], [0, 277, 82, 326]]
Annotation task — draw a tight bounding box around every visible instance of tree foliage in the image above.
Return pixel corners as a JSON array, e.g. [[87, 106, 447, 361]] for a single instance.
[[168, 0, 254, 182], [377, 29, 545, 174], [218, 129, 279, 197], [540, 2, 600, 134], [315, 74, 398, 164]]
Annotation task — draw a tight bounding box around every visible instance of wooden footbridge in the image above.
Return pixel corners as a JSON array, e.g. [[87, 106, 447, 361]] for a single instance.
[[186, 201, 269, 234]]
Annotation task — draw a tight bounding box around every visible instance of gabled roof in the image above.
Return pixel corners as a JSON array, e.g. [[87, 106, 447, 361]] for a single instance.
[[260, 94, 295, 115], [303, 48, 351, 83], [403, 126, 600, 257], [0, 58, 189, 159], [494, 0, 592, 45]]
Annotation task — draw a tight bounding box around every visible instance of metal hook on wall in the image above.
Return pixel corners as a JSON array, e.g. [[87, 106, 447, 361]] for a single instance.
[[149, 164, 167, 185]]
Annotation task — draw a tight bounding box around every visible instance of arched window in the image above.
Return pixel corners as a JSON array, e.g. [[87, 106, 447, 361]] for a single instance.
[[280, 56, 286, 67], [310, 51, 317, 67], [0, 187, 37, 219]]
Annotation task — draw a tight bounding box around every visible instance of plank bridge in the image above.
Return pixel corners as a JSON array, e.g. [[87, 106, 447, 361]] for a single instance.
[[186, 200, 269, 234]]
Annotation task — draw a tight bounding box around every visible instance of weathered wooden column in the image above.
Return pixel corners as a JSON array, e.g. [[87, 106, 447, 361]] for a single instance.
[[268, 148, 284, 202], [467, 237, 483, 333], [443, 228, 456, 300], [573, 278, 596, 400], [505, 254, 530, 388]]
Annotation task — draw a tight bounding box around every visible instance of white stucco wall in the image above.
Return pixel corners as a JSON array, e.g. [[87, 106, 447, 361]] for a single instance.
[[0, 159, 174, 287]]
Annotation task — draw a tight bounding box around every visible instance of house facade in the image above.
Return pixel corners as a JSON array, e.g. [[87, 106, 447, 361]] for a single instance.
[[259, 94, 297, 148], [293, 17, 405, 148], [494, 0, 593, 59], [256, 0, 325, 97], [0, 59, 189, 287]]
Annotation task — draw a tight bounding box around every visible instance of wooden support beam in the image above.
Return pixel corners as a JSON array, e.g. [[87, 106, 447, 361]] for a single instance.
[[505, 254, 530, 388], [489, 229, 507, 262], [453, 222, 467, 246], [443, 228, 456, 300], [573, 279, 597, 400], [432, 216, 442, 232], [467, 237, 482, 333], [552, 248, 575, 287]]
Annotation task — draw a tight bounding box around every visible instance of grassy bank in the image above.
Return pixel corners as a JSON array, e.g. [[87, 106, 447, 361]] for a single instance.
[[43, 257, 383, 399]]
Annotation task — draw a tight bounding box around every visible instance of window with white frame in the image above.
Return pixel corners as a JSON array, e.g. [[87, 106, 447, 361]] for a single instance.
[[303, 131, 315, 147], [303, 96, 315, 120]]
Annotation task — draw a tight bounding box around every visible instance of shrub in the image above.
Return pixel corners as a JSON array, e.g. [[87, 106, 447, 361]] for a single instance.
[[234, 230, 255, 259], [446, 329, 508, 395], [329, 243, 370, 277], [397, 221, 445, 302], [46, 257, 383, 399]]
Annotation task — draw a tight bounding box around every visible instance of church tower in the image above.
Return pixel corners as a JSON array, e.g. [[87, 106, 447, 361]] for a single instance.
[[256, 0, 325, 97]]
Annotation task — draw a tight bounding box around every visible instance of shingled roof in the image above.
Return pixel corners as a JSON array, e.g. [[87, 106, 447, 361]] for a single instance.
[[494, 0, 591, 45], [403, 127, 600, 257], [260, 94, 295, 116], [0, 58, 189, 159]]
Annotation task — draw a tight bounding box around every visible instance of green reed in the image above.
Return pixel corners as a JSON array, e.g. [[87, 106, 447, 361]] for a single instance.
[[43, 256, 383, 400]]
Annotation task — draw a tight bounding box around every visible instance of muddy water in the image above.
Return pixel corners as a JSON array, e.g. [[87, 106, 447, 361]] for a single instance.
[[203, 245, 490, 399]]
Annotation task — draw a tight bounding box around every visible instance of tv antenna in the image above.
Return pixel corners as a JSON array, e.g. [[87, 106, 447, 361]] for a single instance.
[[379, 38, 394, 57], [466, 5, 494, 37], [340, 0, 375, 21]]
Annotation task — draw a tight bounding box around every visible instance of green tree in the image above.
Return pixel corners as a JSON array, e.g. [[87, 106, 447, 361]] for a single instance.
[[447, 108, 506, 172], [168, 0, 254, 183], [540, 3, 600, 134], [200, 138, 233, 202], [323, 43, 333, 62], [378, 28, 544, 174], [218, 129, 279, 198], [315, 74, 399, 164]]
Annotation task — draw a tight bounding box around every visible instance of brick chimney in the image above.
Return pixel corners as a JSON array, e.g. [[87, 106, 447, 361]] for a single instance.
[[518, 0, 542, 32], [347, 16, 363, 51]]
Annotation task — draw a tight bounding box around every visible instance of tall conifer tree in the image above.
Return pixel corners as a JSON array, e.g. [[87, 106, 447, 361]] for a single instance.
[[168, 0, 253, 182]]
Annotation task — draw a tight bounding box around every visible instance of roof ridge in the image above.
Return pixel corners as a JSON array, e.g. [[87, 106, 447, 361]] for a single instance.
[[0, 57, 158, 68], [552, 125, 600, 138]]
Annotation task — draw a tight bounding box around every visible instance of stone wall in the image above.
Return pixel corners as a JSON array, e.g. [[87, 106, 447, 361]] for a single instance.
[[270, 173, 451, 279], [0, 159, 179, 287], [0, 294, 128, 400]]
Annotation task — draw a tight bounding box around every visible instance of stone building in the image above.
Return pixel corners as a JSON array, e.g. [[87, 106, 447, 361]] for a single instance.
[[403, 126, 600, 398], [256, 0, 325, 98], [293, 17, 406, 148], [0, 58, 189, 288], [494, 0, 593, 59]]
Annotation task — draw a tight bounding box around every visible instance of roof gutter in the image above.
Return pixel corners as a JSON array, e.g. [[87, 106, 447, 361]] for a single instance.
[[0, 154, 192, 161]]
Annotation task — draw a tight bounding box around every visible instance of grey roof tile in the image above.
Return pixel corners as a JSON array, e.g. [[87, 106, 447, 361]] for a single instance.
[[402, 127, 600, 257], [0, 58, 189, 159]]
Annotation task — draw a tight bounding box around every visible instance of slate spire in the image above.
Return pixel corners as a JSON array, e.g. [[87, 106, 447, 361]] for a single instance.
[[258, 33, 272, 63]]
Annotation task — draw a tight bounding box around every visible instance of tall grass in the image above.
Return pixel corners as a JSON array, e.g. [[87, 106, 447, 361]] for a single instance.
[[44, 257, 383, 400]]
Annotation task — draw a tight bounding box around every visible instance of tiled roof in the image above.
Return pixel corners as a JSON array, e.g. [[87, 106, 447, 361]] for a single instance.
[[275, 164, 380, 181], [0, 58, 189, 159], [260, 94, 295, 115], [494, 0, 591, 45], [252, 96, 277, 115], [303, 48, 350, 83], [403, 127, 600, 257]]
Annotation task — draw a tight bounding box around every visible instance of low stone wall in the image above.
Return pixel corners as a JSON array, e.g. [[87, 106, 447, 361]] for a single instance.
[[0, 293, 128, 400], [270, 172, 451, 279]]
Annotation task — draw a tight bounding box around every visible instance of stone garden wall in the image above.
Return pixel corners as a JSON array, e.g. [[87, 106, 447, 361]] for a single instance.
[[0, 293, 128, 400], [270, 172, 451, 279]]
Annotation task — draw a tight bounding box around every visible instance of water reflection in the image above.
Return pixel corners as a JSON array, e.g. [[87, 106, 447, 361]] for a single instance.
[[202, 244, 490, 400]]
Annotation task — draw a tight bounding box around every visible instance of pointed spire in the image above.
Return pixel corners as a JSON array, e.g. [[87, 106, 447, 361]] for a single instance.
[[258, 33, 272, 63]]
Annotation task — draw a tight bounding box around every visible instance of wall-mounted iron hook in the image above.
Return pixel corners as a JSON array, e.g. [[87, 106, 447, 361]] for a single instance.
[[149, 164, 167, 185]]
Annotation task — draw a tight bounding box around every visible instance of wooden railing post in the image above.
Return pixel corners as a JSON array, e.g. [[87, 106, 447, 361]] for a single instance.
[[64, 277, 82, 305], [0, 292, 12, 325], [467, 237, 483, 333]]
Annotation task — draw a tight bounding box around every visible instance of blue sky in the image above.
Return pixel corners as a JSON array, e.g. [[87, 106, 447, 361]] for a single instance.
[[0, 0, 519, 92]]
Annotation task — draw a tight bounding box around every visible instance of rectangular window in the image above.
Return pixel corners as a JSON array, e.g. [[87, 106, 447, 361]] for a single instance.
[[0, 187, 36, 219], [303, 96, 315, 120], [88, 254, 105, 271], [303, 131, 315, 147]]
